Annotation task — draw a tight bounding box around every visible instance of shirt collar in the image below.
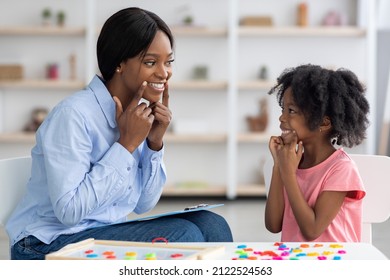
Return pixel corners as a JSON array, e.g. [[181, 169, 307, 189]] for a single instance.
[[88, 75, 117, 128]]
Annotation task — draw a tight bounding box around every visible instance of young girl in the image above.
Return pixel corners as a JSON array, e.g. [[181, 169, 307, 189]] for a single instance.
[[6, 7, 232, 260], [264, 64, 369, 242]]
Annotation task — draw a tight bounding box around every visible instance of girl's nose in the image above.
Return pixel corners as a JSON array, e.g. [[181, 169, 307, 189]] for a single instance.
[[279, 113, 285, 122]]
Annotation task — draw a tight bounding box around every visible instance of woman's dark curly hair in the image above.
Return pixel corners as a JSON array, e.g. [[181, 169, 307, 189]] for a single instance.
[[268, 64, 370, 148]]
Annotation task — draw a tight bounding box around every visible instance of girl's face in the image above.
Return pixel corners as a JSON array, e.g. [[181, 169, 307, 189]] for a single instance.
[[279, 87, 317, 145], [119, 30, 174, 104]]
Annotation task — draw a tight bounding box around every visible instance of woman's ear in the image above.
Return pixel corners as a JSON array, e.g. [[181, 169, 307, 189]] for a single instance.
[[116, 62, 125, 73], [320, 116, 332, 132]]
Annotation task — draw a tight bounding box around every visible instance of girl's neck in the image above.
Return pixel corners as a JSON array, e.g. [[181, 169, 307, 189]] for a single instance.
[[299, 143, 336, 169]]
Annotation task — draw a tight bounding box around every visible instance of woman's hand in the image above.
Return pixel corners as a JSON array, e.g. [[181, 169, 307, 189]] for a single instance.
[[147, 83, 172, 151], [114, 82, 154, 153]]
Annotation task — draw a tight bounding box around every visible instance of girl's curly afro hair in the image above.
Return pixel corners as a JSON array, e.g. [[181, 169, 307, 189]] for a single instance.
[[268, 64, 370, 148]]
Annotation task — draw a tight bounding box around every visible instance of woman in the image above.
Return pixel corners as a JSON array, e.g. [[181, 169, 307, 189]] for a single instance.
[[6, 7, 232, 260]]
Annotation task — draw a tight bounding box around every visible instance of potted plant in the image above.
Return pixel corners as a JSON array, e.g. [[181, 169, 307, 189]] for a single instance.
[[57, 11, 66, 27], [183, 15, 194, 26], [41, 8, 52, 26]]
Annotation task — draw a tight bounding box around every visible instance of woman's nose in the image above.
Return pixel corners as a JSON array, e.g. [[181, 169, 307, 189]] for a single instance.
[[156, 64, 170, 79]]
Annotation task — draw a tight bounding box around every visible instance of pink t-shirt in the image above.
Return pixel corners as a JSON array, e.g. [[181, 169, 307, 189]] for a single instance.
[[281, 148, 366, 242]]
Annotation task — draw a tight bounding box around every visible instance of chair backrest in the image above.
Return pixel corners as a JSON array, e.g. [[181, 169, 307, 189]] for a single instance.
[[262, 153, 390, 243], [0, 156, 31, 227], [349, 154, 390, 243]]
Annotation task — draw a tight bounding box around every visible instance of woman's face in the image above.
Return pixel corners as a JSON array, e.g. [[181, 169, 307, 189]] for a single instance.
[[119, 30, 174, 104]]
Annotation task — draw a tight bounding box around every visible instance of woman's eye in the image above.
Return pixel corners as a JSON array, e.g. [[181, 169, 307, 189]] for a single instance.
[[144, 61, 156, 66], [166, 59, 175, 66]]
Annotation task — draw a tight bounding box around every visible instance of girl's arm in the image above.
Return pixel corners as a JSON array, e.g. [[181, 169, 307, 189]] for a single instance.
[[264, 163, 285, 233], [264, 136, 285, 233]]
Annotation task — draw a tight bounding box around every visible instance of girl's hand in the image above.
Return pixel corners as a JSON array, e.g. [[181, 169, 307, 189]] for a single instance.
[[114, 82, 154, 153], [269, 136, 283, 165], [147, 83, 172, 151], [276, 131, 303, 177]]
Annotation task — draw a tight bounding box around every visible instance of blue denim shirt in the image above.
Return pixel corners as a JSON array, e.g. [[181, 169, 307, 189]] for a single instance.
[[6, 75, 166, 245]]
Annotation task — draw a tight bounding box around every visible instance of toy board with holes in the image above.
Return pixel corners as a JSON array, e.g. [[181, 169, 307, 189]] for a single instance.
[[45, 238, 225, 260]]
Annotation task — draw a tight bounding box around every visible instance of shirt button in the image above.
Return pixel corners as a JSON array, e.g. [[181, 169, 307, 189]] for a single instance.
[[113, 203, 117, 206], [126, 167, 130, 171]]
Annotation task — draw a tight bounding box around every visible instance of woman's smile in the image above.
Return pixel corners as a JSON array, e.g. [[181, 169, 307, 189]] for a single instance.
[[147, 82, 165, 92]]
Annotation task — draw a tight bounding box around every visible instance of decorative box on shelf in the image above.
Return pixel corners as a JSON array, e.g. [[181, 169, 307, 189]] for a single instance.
[[0, 64, 23, 80]]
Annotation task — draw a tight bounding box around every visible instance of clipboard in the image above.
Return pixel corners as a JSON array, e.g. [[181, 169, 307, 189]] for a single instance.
[[124, 203, 224, 223]]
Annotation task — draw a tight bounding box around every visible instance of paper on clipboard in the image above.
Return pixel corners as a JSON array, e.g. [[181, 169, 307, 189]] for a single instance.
[[124, 203, 224, 223]]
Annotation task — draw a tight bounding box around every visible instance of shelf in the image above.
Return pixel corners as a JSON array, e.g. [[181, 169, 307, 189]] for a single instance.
[[0, 79, 85, 90], [164, 133, 227, 143], [237, 133, 272, 143], [0, 132, 228, 145], [172, 26, 227, 37], [238, 26, 366, 37], [238, 80, 275, 90], [236, 184, 266, 196], [162, 184, 266, 197], [162, 185, 226, 197], [167, 132, 274, 145], [172, 26, 366, 38], [0, 132, 35, 144], [97, 26, 228, 37], [170, 80, 227, 90], [0, 26, 86, 36]]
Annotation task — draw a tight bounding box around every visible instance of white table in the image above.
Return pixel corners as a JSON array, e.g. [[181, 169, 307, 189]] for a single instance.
[[46, 239, 388, 260]]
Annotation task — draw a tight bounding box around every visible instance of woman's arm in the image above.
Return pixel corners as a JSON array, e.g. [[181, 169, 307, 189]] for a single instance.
[[133, 142, 167, 213]]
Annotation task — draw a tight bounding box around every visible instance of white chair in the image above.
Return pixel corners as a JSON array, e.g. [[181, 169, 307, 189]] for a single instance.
[[0, 156, 32, 259], [262, 154, 390, 243]]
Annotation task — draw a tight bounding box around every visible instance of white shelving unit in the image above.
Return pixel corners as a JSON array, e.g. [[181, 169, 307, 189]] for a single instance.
[[0, 0, 376, 199]]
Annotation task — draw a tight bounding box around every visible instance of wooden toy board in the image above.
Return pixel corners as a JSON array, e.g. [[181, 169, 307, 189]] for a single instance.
[[45, 238, 225, 260]]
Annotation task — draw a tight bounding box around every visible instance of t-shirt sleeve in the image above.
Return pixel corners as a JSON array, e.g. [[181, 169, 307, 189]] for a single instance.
[[322, 159, 366, 200]]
